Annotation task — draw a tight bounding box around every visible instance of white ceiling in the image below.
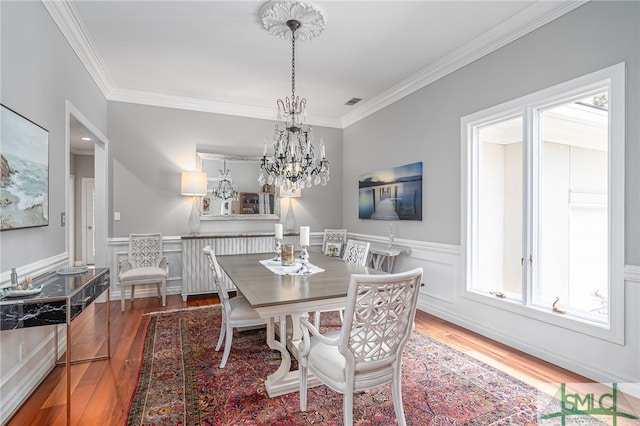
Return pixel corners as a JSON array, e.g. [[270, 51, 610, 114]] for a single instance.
[[55, 1, 586, 152]]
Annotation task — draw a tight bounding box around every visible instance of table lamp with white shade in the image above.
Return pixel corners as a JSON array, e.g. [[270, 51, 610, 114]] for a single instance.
[[280, 187, 301, 233], [181, 171, 207, 234]]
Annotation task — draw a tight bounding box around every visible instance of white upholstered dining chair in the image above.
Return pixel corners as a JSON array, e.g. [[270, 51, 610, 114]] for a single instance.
[[203, 245, 268, 368], [299, 267, 424, 426], [118, 233, 168, 311]]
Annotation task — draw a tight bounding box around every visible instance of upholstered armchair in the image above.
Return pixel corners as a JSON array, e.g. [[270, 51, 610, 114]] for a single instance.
[[118, 233, 168, 311], [299, 267, 424, 426]]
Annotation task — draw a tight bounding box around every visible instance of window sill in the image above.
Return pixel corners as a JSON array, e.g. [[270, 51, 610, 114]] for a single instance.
[[461, 289, 624, 345]]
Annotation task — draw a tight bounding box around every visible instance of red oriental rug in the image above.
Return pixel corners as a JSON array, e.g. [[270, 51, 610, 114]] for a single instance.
[[126, 305, 543, 425]]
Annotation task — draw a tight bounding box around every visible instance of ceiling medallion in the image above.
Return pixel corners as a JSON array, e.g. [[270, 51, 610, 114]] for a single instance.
[[259, 1, 327, 41]]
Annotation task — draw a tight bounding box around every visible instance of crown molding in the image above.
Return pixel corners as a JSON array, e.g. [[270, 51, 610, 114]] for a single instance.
[[108, 88, 342, 128], [41, 0, 115, 98], [340, 0, 589, 128], [43, 0, 588, 130]]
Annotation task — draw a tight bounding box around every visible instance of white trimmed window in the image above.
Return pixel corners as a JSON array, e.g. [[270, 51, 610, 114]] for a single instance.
[[461, 63, 625, 343]]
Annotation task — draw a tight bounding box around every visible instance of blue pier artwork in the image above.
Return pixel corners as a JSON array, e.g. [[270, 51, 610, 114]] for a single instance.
[[359, 162, 422, 221]]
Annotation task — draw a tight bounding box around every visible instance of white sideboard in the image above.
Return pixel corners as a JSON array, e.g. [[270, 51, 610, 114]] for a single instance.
[[180, 233, 297, 301]]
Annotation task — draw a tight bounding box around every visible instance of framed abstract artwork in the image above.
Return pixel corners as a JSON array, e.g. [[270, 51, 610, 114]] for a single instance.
[[1, 105, 49, 231], [358, 161, 422, 221]]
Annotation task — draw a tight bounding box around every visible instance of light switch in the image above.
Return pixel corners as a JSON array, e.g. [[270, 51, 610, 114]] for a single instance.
[[114, 212, 121, 221]]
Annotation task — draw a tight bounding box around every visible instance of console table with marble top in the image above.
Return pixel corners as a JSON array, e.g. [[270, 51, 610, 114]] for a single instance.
[[0, 267, 111, 425]]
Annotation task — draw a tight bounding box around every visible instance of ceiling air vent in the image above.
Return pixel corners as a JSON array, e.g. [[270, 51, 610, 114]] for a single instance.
[[345, 97, 362, 106]]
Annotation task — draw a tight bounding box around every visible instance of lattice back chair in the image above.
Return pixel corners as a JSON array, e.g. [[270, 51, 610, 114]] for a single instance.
[[322, 229, 348, 256], [118, 233, 168, 311], [342, 240, 371, 266], [299, 267, 424, 426], [315, 240, 371, 327], [203, 246, 268, 368]]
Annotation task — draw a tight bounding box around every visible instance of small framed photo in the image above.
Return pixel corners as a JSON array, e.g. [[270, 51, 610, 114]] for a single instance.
[[202, 197, 211, 215], [324, 242, 342, 257]]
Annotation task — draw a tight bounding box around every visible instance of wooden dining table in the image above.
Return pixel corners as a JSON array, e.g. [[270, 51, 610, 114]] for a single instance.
[[216, 251, 385, 397]]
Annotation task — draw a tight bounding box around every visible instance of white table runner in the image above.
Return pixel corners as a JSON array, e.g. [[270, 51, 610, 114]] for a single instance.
[[259, 259, 324, 276]]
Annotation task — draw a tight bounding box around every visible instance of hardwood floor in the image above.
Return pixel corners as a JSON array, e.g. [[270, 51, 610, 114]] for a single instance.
[[6, 293, 592, 425]]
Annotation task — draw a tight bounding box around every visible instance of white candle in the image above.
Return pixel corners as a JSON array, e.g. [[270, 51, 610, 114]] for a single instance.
[[320, 142, 326, 158], [300, 226, 310, 247], [275, 223, 283, 240], [263, 139, 268, 156]]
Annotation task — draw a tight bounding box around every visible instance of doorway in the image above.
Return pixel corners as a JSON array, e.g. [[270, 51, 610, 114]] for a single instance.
[[66, 101, 108, 267]]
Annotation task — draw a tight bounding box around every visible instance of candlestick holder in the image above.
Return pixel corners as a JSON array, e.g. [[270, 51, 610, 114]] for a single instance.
[[297, 245, 311, 274], [273, 238, 282, 262]]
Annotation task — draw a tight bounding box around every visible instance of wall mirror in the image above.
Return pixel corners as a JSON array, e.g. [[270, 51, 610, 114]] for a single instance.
[[196, 151, 279, 221]]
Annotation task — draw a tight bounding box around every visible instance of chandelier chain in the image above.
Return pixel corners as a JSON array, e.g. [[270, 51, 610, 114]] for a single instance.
[[291, 30, 296, 101]]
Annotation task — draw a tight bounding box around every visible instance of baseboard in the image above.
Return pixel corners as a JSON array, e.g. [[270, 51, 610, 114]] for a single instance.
[[417, 300, 640, 399]]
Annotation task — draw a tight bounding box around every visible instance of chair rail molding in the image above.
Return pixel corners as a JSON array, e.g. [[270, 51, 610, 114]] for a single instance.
[[625, 264, 640, 284], [1, 253, 69, 288]]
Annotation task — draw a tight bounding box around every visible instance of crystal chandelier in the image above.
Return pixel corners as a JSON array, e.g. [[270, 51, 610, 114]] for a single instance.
[[213, 161, 238, 201], [258, 1, 329, 191]]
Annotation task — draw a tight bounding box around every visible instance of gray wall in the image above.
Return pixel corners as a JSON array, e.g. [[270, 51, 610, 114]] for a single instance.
[[343, 0, 640, 266], [0, 1, 107, 272], [107, 101, 343, 237], [343, 0, 640, 387], [0, 3, 108, 422]]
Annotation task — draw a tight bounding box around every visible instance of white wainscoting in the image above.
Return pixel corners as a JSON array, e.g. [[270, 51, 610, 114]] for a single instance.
[[348, 232, 460, 308], [346, 232, 640, 397]]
